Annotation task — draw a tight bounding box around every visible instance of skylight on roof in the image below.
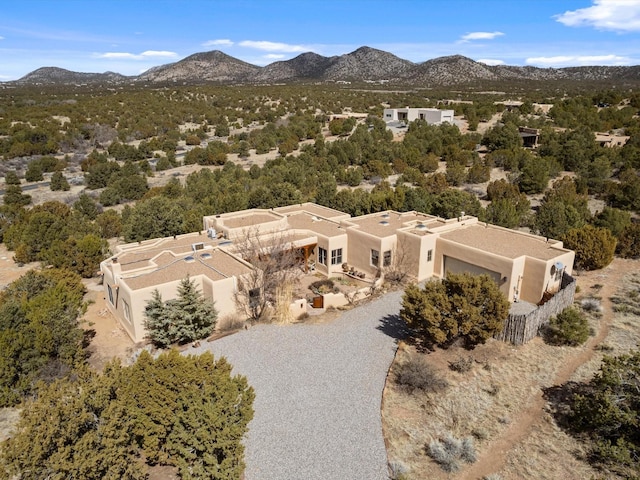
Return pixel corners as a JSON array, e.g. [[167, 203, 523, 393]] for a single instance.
[[184, 255, 195, 263]]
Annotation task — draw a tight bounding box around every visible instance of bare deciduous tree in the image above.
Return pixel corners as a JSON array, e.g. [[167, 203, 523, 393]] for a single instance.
[[233, 228, 302, 321], [383, 239, 415, 285]]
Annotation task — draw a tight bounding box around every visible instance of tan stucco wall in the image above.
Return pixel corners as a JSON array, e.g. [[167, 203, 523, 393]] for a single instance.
[[101, 267, 238, 343], [435, 238, 518, 299], [344, 228, 390, 277], [313, 234, 349, 276]]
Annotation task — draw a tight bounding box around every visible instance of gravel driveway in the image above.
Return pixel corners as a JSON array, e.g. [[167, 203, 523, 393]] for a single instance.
[[193, 290, 404, 480]]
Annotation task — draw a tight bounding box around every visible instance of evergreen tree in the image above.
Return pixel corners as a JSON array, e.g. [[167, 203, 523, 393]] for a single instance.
[[1, 350, 254, 480], [563, 224, 616, 270], [400, 273, 509, 348], [144, 277, 217, 348], [50, 171, 70, 191]]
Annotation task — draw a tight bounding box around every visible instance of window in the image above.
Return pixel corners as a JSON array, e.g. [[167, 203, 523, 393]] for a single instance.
[[123, 300, 131, 322], [107, 285, 114, 305], [383, 250, 392, 267], [331, 248, 342, 265], [371, 249, 379, 267], [318, 247, 327, 266], [427, 249, 433, 262]]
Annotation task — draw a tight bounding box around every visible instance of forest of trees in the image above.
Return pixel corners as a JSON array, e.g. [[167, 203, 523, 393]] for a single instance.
[[1, 82, 640, 479]]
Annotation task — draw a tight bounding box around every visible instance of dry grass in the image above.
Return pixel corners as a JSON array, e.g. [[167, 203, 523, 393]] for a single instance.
[[382, 260, 640, 480], [384, 338, 579, 479]]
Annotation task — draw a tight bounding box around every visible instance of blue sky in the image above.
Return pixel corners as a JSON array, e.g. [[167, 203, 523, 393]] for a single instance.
[[1, 0, 639, 80]]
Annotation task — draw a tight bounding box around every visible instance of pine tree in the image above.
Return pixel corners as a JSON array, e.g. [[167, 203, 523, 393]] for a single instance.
[[143, 289, 171, 348], [144, 277, 217, 348], [165, 276, 217, 345]]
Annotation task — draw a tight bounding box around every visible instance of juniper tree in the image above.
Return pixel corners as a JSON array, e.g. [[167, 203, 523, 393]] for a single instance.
[[1, 350, 254, 480], [401, 273, 509, 348]]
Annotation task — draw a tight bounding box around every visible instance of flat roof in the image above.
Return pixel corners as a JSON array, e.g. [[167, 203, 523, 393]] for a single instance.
[[439, 224, 565, 260], [115, 234, 218, 272], [347, 211, 437, 238], [222, 212, 282, 229], [122, 249, 252, 290], [275, 203, 350, 221], [285, 212, 346, 238]]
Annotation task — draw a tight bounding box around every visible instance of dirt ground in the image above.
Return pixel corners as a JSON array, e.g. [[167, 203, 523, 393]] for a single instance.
[[382, 257, 639, 480]]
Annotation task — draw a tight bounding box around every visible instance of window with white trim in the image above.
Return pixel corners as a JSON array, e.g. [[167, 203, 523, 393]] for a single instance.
[[371, 249, 379, 267], [123, 300, 131, 322], [427, 249, 433, 262], [383, 250, 392, 267], [318, 247, 327, 266], [107, 285, 114, 305], [331, 248, 342, 265]]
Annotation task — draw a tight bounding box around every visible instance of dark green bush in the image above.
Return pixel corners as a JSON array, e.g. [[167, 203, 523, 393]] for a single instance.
[[543, 307, 590, 346]]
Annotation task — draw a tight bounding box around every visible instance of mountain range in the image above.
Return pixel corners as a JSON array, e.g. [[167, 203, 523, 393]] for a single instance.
[[9, 46, 640, 87]]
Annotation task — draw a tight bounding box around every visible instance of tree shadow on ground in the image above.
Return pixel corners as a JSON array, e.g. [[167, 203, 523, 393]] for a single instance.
[[542, 381, 588, 433], [377, 314, 411, 341]]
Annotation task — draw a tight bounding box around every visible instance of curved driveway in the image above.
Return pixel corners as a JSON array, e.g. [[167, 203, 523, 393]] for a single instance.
[[193, 290, 404, 480]]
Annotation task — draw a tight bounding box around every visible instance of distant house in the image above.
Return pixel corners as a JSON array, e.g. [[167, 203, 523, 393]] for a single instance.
[[519, 126, 540, 148], [102, 203, 575, 343], [595, 132, 629, 148], [383, 107, 454, 125]]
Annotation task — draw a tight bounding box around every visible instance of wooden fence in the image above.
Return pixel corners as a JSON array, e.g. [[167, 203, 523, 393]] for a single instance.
[[496, 273, 576, 345]]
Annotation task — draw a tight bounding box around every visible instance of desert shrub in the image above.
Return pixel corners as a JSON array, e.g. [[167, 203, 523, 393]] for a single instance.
[[616, 222, 640, 259], [428, 433, 477, 472], [580, 297, 602, 312], [309, 279, 337, 294], [400, 273, 509, 348], [394, 355, 448, 394], [448, 355, 474, 373], [543, 307, 590, 346], [389, 460, 409, 480]]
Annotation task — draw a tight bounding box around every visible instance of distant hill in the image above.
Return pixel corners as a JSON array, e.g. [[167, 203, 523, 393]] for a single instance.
[[15, 67, 130, 85], [9, 47, 640, 87], [136, 50, 260, 84]]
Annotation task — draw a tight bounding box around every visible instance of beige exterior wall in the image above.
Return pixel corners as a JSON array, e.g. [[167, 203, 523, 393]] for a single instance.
[[434, 238, 520, 299], [343, 228, 388, 278], [314, 234, 349, 276], [396, 230, 438, 281]]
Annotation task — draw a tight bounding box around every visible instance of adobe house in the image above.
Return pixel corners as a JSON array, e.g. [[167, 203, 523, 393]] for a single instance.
[[102, 203, 575, 343], [100, 233, 253, 343], [383, 107, 454, 125]]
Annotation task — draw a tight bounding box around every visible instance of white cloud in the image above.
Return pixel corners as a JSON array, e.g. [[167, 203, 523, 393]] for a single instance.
[[140, 50, 177, 58], [460, 31, 505, 42], [202, 39, 234, 47], [238, 40, 308, 52], [526, 54, 633, 66], [96, 50, 178, 60], [264, 54, 286, 59], [555, 0, 640, 32], [477, 58, 505, 65]]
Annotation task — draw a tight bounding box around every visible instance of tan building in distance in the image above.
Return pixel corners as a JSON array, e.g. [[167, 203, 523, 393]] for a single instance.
[[102, 203, 575, 343]]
